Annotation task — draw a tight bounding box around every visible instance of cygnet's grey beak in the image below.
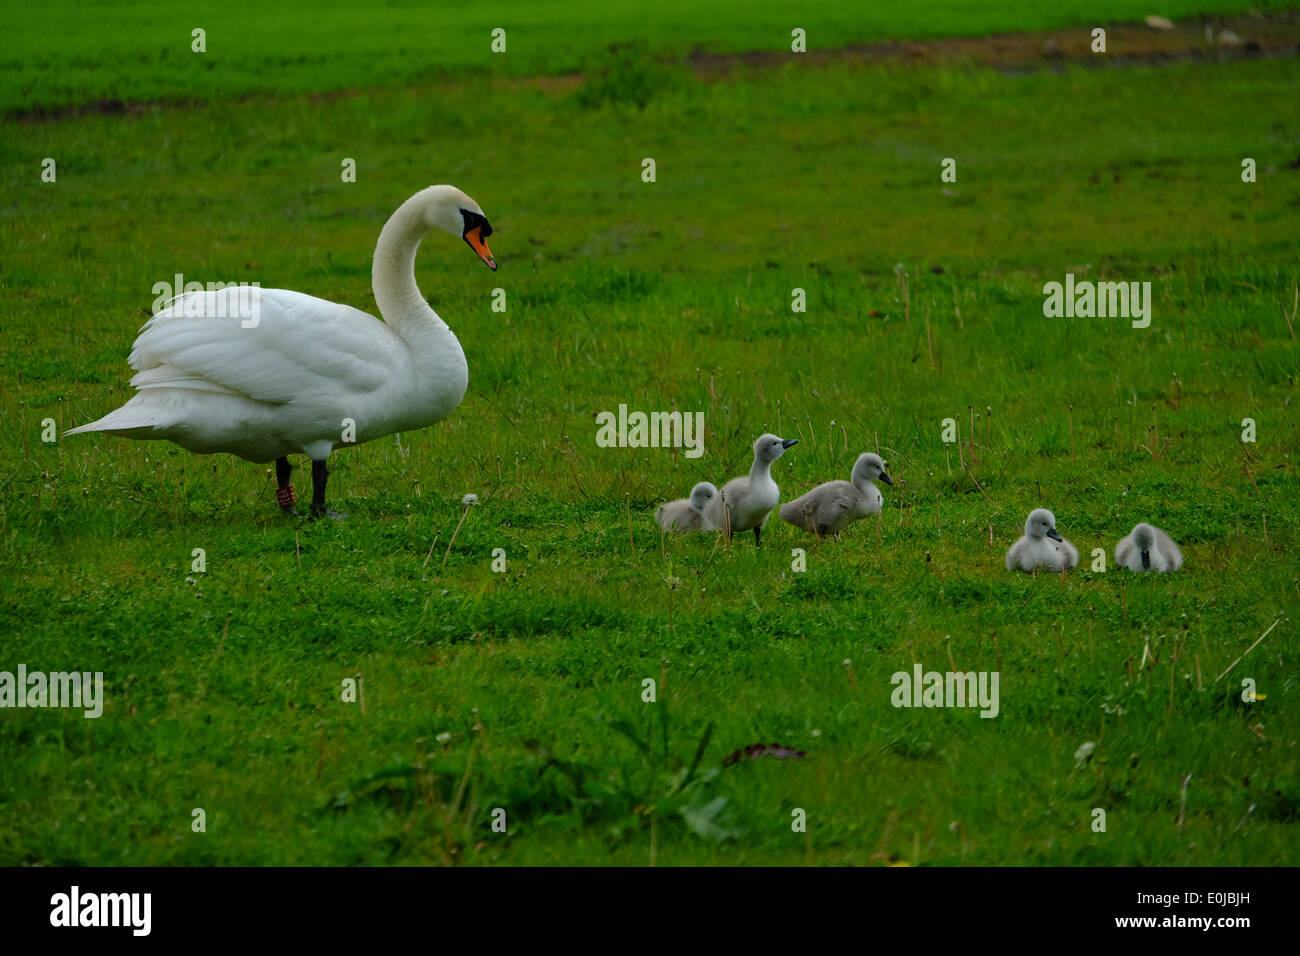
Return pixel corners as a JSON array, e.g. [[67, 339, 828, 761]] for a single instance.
[[879, 472, 894, 486], [1141, 550, 1151, 569], [1047, 528, 1064, 542], [781, 438, 799, 448]]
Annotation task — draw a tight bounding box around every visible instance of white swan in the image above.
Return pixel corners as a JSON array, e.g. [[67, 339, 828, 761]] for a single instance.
[[703, 433, 799, 546], [1115, 522, 1183, 573], [655, 481, 718, 532], [1006, 508, 1078, 572], [66, 184, 496, 517], [779, 452, 892, 536]]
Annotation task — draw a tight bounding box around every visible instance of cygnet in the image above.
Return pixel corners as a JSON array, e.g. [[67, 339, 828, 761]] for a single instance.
[[779, 452, 892, 536], [704, 433, 799, 546], [655, 481, 719, 532], [1115, 522, 1183, 573], [1006, 508, 1078, 572]]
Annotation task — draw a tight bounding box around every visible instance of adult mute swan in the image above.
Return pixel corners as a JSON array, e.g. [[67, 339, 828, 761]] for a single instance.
[[655, 481, 719, 532], [1005, 508, 1079, 572], [703, 434, 798, 546], [1115, 522, 1183, 573], [67, 185, 497, 517]]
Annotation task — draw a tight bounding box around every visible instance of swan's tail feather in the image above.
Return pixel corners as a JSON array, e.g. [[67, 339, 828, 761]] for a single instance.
[[65, 407, 166, 436]]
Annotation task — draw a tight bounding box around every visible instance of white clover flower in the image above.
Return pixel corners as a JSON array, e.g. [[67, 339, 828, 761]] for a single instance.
[[1075, 741, 1097, 768]]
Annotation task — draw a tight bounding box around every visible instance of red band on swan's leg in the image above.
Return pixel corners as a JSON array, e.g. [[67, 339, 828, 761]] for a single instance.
[[276, 486, 297, 508]]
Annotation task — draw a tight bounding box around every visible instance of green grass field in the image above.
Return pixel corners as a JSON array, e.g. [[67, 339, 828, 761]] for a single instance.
[[2, 3, 1299, 865], [0, 0, 1284, 113]]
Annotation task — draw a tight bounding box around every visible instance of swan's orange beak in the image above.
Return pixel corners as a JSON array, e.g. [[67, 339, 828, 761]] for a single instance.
[[464, 227, 496, 271]]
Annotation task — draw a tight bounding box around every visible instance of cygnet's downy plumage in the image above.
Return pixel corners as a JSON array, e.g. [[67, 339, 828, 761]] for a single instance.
[[704, 433, 799, 546], [655, 481, 719, 532], [1115, 522, 1182, 573], [779, 452, 892, 536], [1006, 508, 1079, 572]]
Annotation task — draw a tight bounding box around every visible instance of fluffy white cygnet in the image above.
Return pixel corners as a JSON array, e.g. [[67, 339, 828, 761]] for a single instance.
[[704, 433, 799, 546], [1006, 508, 1079, 572], [655, 481, 719, 532], [1115, 522, 1183, 573], [779, 452, 892, 536]]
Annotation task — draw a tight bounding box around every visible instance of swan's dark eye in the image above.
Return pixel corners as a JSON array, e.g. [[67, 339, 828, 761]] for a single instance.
[[461, 208, 492, 238]]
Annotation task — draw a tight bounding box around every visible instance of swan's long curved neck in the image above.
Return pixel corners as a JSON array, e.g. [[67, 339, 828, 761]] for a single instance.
[[749, 459, 773, 483], [372, 192, 448, 342]]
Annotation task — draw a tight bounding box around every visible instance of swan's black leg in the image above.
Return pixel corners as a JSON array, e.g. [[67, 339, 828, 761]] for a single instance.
[[754, 526, 762, 547], [274, 456, 299, 515], [310, 460, 328, 517], [310, 459, 347, 520]]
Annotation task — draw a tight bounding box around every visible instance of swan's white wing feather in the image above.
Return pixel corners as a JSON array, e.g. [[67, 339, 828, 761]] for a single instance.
[[128, 288, 401, 405]]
